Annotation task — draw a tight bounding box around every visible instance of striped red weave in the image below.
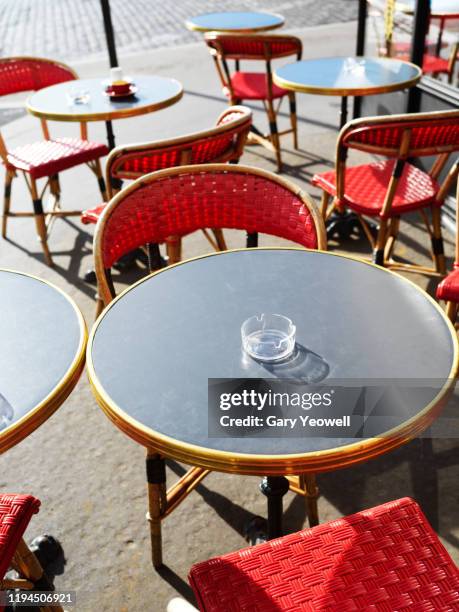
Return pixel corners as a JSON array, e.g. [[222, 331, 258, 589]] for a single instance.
[[101, 168, 318, 268], [0, 494, 40, 580], [208, 36, 301, 60], [189, 497, 459, 612], [0, 58, 75, 96]]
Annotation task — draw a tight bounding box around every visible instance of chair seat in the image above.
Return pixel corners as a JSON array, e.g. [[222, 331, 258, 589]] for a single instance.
[[223, 72, 287, 100], [7, 137, 109, 179], [0, 494, 40, 580], [312, 160, 439, 218], [81, 202, 107, 225], [189, 497, 459, 612], [437, 267, 459, 301], [397, 53, 450, 74]]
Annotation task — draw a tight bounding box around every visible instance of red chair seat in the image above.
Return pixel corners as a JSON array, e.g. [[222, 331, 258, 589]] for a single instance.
[[398, 53, 450, 74], [437, 268, 459, 301], [189, 497, 459, 612], [224, 72, 287, 100], [0, 494, 40, 580], [312, 160, 439, 218], [81, 202, 107, 225], [7, 137, 109, 179]]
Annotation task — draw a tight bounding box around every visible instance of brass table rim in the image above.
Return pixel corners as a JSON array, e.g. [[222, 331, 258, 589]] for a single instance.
[[86, 247, 458, 476], [0, 269, 87, 454], [26, 77, 184, 123], [185, 11, 285, 33], [273, 57, 422, 97]]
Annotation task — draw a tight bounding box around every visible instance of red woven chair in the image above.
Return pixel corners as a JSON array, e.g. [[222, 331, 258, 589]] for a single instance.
[[81, 105, 252, 255], [0, 57, 109, 266], [312, 109, 459, 275], [204, 33, 302, 171], [189, 497, 459, 612], [0, 493, 63, 612], [437, 175, 459, 322]]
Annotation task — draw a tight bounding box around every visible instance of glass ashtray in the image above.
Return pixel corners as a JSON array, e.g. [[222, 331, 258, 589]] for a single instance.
[[241, 314, 296, 362]]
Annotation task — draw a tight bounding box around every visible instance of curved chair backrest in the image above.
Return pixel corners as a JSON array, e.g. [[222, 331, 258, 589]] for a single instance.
[[105, 106, 252, 194], [94, 164, 327, 305], [335, 109, 459, 205], [0, 57, 77, 96], [204, 33, 302, 61]]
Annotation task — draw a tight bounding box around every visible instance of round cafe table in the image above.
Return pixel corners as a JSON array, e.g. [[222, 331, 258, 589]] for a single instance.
[[397, 0, 459, 55], [273, 56, 422, 129], [185, 11, 284, 33], [27, 75, 183, 150], [0, 269, 86, 451], [87, 248, 457, 566]]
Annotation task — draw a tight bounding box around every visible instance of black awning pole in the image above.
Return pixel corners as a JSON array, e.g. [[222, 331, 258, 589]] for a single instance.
[[101, 0, 119, 68], [407, 0, 430, 112], [353, 0, 367, 119]]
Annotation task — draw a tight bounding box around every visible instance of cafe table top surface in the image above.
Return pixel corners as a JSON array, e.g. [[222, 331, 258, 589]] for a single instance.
[[26, 75, 183, 123], [0, 270, 86, 453], [87, 249, 457, 476], [274, 56, 422, 97], [397, 0, 459, 17], [185, 11, 284, 33]]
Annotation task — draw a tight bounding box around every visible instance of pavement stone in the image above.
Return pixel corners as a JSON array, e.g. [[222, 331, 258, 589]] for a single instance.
[[0, 0, 357, 62]]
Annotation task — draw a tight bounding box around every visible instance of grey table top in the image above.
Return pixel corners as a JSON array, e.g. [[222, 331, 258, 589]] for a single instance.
[[185, 11, 284, 33], [0, 270, 86, 452], [27, 75, 183, 123], [87, 249, 457, 473], [274, 57, 422, 97]]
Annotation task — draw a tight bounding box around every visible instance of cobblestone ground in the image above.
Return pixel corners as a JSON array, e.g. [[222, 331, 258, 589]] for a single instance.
[[0, 0, 357, 61]]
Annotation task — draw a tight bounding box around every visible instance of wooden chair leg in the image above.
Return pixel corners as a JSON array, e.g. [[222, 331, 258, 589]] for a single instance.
[[94, 295, 104, 320], [373, 218, 388, 267], [93, 159, 108, 202], [12, 538, 63, 612], [445, 301, 458, 323], [383, 216, 400, 263], [146, 451, 167, 569], [166, 236, 182, 264], [2, 170, 13, 238], [320, 191, 331, 219], [266, 100, 282, 172], [431, 207, 446, 274], [30, 178, 53, 266], [300, 473, 319, 527], [211, 228, 227, 251], [288, 92, 298, 150]]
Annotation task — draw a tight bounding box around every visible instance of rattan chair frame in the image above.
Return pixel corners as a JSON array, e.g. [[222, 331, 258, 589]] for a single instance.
[[91, 165, 326, 568], [441, 176, 459, 323], [0, 56, 108, 266], [204, 33, 302, 171], [320, 108, 459, 276]]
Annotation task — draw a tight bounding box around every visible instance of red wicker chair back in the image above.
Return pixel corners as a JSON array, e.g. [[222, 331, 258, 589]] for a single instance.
[[0, 57, 77, 96], [107, 106, 252, 186], [94, 164, 326, 303], [0, 494, 40, 580], [205, 33, 302, 61], [341, 109, 459, 158]]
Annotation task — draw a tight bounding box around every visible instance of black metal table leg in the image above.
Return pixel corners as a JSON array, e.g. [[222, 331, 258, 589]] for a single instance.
[[339, 96, 348, 129], [260, 476, 290, 540]]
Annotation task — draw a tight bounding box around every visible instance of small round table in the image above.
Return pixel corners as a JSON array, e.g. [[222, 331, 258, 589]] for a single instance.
[[185, 11, 284, 33], [0, 269, 86, 452], [87, 248, 457, 565], [273, 56, 422, 128], [27, 75, 183, 150], [397, 1, 459, 55]]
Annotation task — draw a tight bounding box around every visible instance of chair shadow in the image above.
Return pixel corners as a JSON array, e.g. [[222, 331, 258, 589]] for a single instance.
[[157, 564, 196, 604]]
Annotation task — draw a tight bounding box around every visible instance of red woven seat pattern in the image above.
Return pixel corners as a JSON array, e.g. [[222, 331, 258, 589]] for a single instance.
[[343, 118, 459, 154], [436, 268, 459, 301], [224, 72, 287, 100], [0, 494, 40, 580], [396, 52, 450, 75], [189, 497, 459, 612], [312, 160, 439, 218], [101, 170, 318, 268], [211, 37, 300, 59], [0, 58, 75, 96], [7, 137, 109, 179]]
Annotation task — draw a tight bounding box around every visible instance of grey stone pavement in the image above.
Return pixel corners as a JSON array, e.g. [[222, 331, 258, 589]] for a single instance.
[[0, 7, 458, 612], [0, 0, 357, 62]]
